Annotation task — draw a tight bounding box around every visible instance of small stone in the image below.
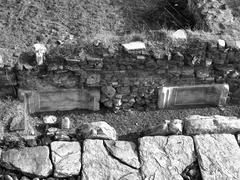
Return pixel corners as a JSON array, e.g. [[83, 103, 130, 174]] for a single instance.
[[168, 119, 183, 135], [122, 41, 146, 51], [32, 178, 39, 180], [22, 136, 37, 147], [4, 175, 13, 180], [172, 29, 187, 39], [136, 56, 146, 60], [20, 176, 30, 180], [236, 41, 240, 49], [76, 121, 117, 140], [115, 94, 123, 99], [144, 120, 170, 136], [43, 116, 57, 124], [47, 128, 59, 136], [10, 116, 25, 132], [0, 54, 3, 68], [218, 39, 226, 48], [113, 98, 122, 107], [54, 132, 70, 141], [101, 86, 116, 98], [86, 74, 100, 85], [34, 43, 47, 65], [103, 101, 113, 108], [61, 117, 71, 129]]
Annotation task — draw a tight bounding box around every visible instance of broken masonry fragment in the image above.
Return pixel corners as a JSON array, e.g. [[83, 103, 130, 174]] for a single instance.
[[33, 43, 47, 66]]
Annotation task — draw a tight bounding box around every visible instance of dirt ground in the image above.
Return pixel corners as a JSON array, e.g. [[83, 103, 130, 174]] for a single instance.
[[34, 104, 240, 140]]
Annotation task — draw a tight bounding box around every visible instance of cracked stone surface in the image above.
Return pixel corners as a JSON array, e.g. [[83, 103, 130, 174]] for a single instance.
[[82, 139, 141, 180], [0, 146, 52, 177], [194, 134, 240, 180], [185, 115, 240, 135], [103, 140, 140, 169], [139, 135, 195, 180], [50, 141, 81, 177]]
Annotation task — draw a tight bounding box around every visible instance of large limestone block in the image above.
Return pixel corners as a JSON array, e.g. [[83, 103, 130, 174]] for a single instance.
[[82, 139, 141, 180], [194, 134, 240, 180], [51, 141, 81, 177], [139, 136, 195, 180], [185, 115, 240, 135], [0, 146, 52, 177]]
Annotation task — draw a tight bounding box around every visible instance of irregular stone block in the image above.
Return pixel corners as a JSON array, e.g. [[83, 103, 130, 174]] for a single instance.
[[144, 119, 183, 136], [0, 146, 52, 177], [158, 84, 229, 109], [194, 134, 240, 180], [82, 140, 141, 180], [19, 88, 100, 113], [76, 121, 117, 140], [185, 115, 240, 135], [122, 42, 146, 51], [139, 136, 195, 180], [51, 141, 81, 177]]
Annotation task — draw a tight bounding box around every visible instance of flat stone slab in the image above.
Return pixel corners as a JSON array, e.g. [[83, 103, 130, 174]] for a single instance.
[[0, 146, 52, 177], [194, 134, 240, 180], [51, 141, 81, 177], [158, 84, 229, 109], [82, 139, 141, 180], [139, 135, 195, 180], [185, 115, 240, 135]]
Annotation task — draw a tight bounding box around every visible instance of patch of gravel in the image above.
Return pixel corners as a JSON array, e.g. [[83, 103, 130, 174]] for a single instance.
[[35, 105, 240, 140]]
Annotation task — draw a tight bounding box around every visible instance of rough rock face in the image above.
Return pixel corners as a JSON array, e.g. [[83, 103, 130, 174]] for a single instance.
[[0, 146, 52, 177], [82, 139, 141, 180], [185, 115, 240, 135], [194, 134, 240, 180], [76, 121, 117, 140], [103, 140, 140, 169], [139, 136, 195, 180], [50, 141, 81, 177]]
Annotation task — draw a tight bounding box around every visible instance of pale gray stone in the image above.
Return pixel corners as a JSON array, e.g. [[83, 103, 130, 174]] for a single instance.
[[43, 115, 57, 124], [51, 141, 81, 177], [139, 135, 195, 180], [1, 146, 52, 177], [101, 86, 116, 98], [82, 140, 141, 180], [77, 121, 117, 140], [104, 140, 140, 169], [194, 134, 240, 180], [185, 115, 240, 135]]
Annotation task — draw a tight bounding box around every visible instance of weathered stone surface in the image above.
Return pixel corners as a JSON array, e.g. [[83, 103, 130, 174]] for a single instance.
[[158, 84, 229, 109], [76, 121, 117, 140], [43, 115, 57, 124], [82, 140, 141, 180], [144, 119, 183, 136], [185, 115, 240, 135], [122, 41, 146, 51], [51, 141, 81, 177], [0, 146, 52, 177], [103, 140, 140, 169], [139, 136, 195, 180], [101, 86, 116, 98], [172, 29, 187, 39], [194, 134, 240, 180]]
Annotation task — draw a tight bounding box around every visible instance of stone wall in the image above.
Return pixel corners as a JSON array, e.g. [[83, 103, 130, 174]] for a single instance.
[[1, 115, 240, 180], [1, 34, 240, 111]]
